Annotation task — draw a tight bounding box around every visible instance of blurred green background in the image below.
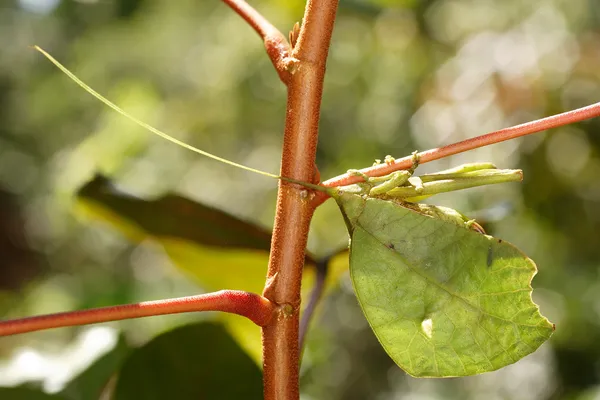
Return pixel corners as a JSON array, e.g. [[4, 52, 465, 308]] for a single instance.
[[1, 0, 600, 398]]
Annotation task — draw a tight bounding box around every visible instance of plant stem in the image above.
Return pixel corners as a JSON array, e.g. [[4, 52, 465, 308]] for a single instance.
[[261, 0, 339, 398], [313, 100, 600, 206], [0, 290, 274, 336], [222, 0, 293, 84]]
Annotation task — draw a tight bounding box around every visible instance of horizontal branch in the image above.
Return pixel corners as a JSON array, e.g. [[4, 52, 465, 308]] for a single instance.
[[0, 290, 274, 336], [221, 0, 293, 84], [312, 100, 600, 206]]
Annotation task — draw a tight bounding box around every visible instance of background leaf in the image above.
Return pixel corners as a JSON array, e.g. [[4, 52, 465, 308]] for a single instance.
[[76, 175, 288, 361], [77, 174, 315, 292], [0, 386, 66, 400], [59, 335, 131, 400], [335, 192, 554, 377], [76, 175, 348, 362], [113, 322, 262, 400], [77, 174, 274, 252]]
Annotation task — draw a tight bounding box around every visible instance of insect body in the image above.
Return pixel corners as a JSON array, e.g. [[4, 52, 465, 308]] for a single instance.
[[330, 158, 553, 378], [342, 152, 520, 233]]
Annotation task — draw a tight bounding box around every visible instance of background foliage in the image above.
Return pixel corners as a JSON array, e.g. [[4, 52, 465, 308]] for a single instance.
[[1, 0, 600, 398]]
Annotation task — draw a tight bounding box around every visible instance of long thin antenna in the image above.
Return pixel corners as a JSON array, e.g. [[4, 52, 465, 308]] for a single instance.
[[34, 46, 280, 180]]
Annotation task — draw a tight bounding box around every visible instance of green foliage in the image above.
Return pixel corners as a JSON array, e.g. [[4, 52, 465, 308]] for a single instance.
[[332, 189, 554, 377], [0, 387, 65, 400], [2, 0, 600, 398], [59, 335, 131, 400], [77, 175, 297, 291], [76, 175, 348, 363], [77, 174, 280, 290], [113, 322, 262, 400], [76, 175, 273, 361]]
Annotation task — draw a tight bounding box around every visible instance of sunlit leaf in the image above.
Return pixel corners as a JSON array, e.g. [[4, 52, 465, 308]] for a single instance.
[[76, 175, 349, 362], [332, 190, 554, 377], [78, 175, 275, 253], [59, 335, 131, 400], [77, 175, 291, 293], [113, 322, 262, 400]]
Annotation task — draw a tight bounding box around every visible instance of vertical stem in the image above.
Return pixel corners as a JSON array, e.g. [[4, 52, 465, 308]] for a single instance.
[[262, 1, 339, 399]]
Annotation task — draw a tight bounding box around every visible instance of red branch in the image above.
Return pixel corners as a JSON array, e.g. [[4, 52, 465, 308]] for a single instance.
[[261, 0, 339, 398], [0, 290, 274, 336], [221, 0, 293, 84], [312, 100, 600, 206]]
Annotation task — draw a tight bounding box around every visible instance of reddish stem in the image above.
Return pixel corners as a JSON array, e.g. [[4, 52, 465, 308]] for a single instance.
[[221, 0, 293, 84], [261, 0, 339, 398], [313, 100, 600, 206], [0, 290, 274, 336]]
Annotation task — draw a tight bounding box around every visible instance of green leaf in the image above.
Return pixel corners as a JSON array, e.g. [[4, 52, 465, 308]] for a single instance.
[[76, 175, 319, 292], [76, 175, 349, 363], [333, 190, 554, 377], [76, 175, 284, 362], [77, 175, 275, 254], [59, 335, 131, 400], [113, 322, 262, 400]]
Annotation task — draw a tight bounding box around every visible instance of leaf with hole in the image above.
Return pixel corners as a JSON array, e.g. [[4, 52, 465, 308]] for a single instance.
[[332, 189, 554, 377]]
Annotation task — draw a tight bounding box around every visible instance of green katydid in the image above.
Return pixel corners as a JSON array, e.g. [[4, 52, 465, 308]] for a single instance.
[[327, 159, 553, 377], [34, 46, 553, 377]]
